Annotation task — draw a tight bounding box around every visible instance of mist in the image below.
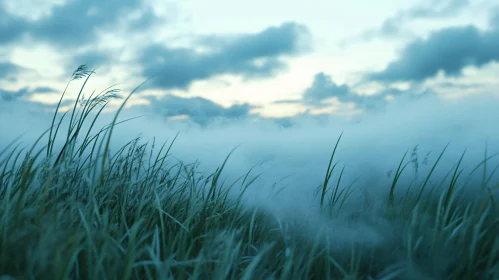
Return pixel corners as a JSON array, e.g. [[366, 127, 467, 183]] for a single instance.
[[1, 90, 498, 221]]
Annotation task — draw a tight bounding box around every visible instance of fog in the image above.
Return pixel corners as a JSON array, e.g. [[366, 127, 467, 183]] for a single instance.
[[1, 91, 498, 240]]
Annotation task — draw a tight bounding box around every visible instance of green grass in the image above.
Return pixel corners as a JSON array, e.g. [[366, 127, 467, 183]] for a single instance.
[[0, 65, 498, 279]]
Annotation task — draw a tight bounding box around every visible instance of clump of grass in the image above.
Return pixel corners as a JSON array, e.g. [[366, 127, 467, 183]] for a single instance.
[[0, 65, 498, 279]]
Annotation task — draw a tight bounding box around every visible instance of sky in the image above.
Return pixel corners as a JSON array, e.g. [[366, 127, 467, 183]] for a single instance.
[[1, 0, 499, 220]]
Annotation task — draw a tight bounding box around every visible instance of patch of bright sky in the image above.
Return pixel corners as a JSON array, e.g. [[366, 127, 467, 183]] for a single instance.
[[10, 44, 66, 79]]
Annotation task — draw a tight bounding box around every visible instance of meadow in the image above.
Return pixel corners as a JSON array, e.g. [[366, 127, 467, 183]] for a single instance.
[[0, 65, 498, 279]]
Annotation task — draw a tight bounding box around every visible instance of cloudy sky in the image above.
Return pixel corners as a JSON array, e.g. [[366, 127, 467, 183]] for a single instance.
[[1, 0, 499, 214]]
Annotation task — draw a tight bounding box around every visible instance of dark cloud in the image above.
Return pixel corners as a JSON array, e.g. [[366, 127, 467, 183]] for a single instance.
[[0, 7, 28, 44], [0, 87, 30, 102], [302, 73, 356, 107], [32, 86, 58, 94], [0, 0, 164, 82], [0, 62, 24, 80], [298, 72, 406, 112], [197, 22, 311, 58], [141, 94, 258, 126], [368, 25, 499, 83], [0, 88, 74, 113], [281, 72, 436, 115], [1, 4, 309, 90], [272, 72, 401, 115], [138, 22, 311, 90], [273, 73, 374, 110], [0, 0, 160, 48], [0, 86, 67, 108]]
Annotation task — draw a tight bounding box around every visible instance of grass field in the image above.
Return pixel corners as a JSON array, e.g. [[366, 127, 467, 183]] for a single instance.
[[0, 65, 498, 279]]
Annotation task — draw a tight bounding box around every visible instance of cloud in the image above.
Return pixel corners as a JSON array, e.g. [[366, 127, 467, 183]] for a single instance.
[[1, 4, 310, 93], [31, 86, 58, 94], [491, 7, 499, 29], [0, 85, 63, 108], [0, 7, 28, 45], [341, 0, 471, 45], [367, 25, 499, 83], [0, 62, 24, 80], [270, 73, 365, 111], [399, 0, 469, 20], [0, 87, 30, 102], [138, 22, 311, 90], [134, 70, 439, 129], [274, 72, 438, 118], [302, 73, 358, 107], [139, 94, 259, 126], [297, 72, 408, 111], [0, 0, 160, 48], [273, 99, 301, 105], [374, 0, 469, 38]]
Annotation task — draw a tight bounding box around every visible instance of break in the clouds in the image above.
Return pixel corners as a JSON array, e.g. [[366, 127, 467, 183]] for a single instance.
[[138, 22, 311, 90], [0, 0, 159, 48], [367, 25, 499, 83], [140, 94, 258, 126]]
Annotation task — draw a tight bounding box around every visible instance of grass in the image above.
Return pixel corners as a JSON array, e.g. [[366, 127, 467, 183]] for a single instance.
[[0, 65, 498, 279]]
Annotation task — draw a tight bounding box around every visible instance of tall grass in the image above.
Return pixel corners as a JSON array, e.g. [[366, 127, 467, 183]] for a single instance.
[[0, 65, 498, 279]]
